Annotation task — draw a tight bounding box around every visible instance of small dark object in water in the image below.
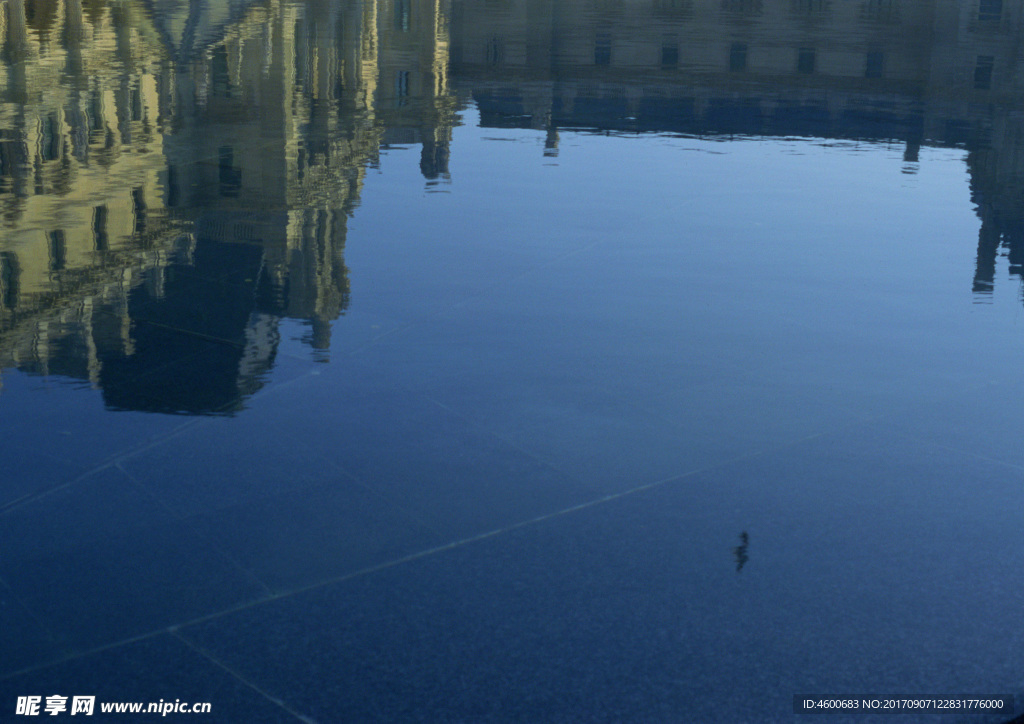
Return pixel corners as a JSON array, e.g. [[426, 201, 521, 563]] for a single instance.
[[733, 531, 749, 572]]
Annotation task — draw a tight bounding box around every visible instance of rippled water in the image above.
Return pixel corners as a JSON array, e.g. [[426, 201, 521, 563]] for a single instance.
[[1, 1, 1023, 721]]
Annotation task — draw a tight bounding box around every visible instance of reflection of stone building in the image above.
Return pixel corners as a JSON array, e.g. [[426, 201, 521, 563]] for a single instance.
[[0, 0, 180, 390], [451, 0, 940, 146], [0, 0, 457, 412], [448, 0, 1024, 299], [160, 0, 369, 356], [4, 0, 1024, 411], [450, 0, 1023, 142], [929, 2, 1024, 299], [375, 0, 458, 180], [158, 0, 455, 353]]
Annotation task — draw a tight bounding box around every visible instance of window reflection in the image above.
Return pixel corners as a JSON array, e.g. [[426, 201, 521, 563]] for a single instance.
[[729, 42, 747, 72], [594, 32, 612, 66], [974, 55, 994, 89], [978, 0, 1002, 22], [865, 51, 884, 78], [797, 47, 816, 74]]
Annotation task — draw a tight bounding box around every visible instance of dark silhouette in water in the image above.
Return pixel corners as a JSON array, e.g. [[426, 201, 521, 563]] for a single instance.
[[734, 531, 749, 573]]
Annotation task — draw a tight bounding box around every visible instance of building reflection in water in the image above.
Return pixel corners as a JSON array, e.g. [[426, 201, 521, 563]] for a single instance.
[[449, 0, 1024, 302], [0, 0, 455, 413], [0, 0, 1021, 413]]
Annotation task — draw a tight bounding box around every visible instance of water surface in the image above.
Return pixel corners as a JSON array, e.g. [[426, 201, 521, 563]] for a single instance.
[[1, 1, 1023, 721]]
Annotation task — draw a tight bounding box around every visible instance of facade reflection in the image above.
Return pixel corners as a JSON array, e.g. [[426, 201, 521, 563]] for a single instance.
[[0, 0, 455, 412], [450, 0, 1024, 302], [0, 0, 1022, 413]]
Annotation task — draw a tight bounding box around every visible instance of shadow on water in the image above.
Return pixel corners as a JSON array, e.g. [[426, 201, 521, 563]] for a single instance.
[[0, 0, 1022, 416]]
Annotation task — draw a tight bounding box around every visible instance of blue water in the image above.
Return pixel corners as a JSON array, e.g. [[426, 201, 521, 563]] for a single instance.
[[1, 0, 1023, 721]]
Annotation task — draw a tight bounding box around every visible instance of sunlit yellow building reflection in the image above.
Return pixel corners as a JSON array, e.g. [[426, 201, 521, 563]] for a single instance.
[[0, 0, 456, 409], [2, 0, 1023, 408]]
